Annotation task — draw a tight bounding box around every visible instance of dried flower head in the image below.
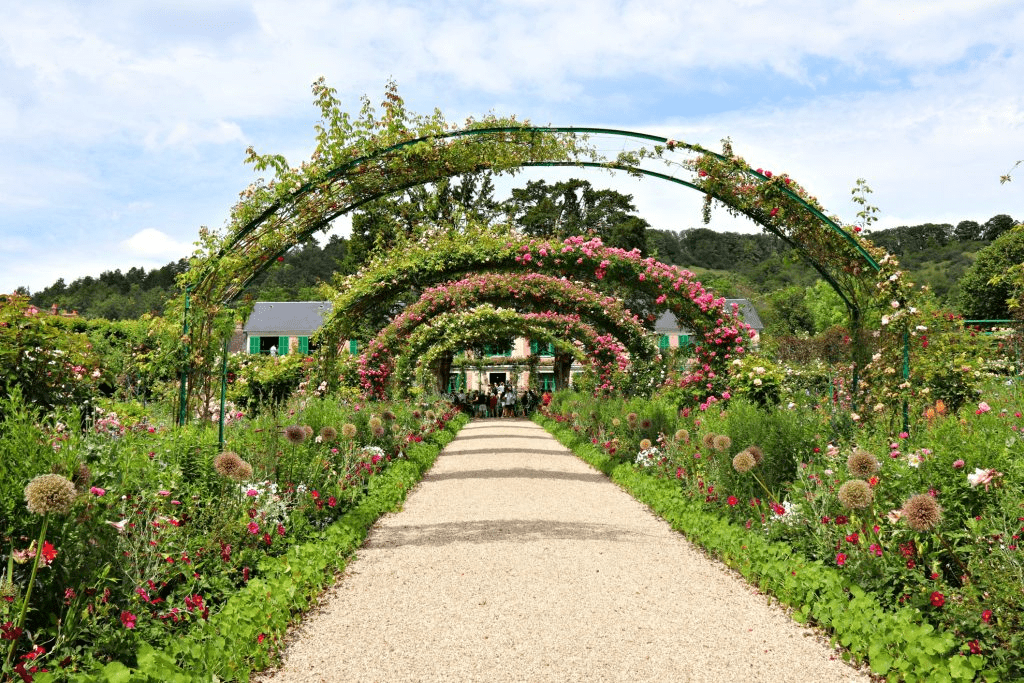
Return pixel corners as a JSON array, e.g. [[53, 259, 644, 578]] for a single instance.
[[341, 423, 357, 439], [837, 479, 874, 510], [382, 410, 396, 421], [732, 450, 756, 473], [746, 445, 764, 464], [373, 425, 386, 438], [213, 452, 254, 482], [24, 474, 77, 515], [701, 433, 717, 450], [302, 425, 314, 439], [674, 429, 689, 443], [284, 425, 307, 445], [713, 434, 732, 452], [412, 410, 422, 419], [641, 419, 652, 430], [626, 412, 639, 425], [847, 449, 880, 478], [0, 578, 18, 600], [612, 418, 621, 427], [901, 494, 942, 532], [639, 438, 652, 450], [368, 416, 383, 431], [320, 426, 338, 442], [425, 410, 436, 421]]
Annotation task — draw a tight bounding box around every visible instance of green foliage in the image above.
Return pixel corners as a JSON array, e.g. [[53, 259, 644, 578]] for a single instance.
[[958, 224, 1024, 320], [0, 295, 101, 419]]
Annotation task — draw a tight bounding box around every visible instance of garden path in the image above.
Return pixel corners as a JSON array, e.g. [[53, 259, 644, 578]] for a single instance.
[[256, 419, 867, 682]]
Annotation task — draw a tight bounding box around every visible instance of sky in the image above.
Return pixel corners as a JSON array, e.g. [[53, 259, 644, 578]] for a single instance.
[[1, 0, 1022, 294]]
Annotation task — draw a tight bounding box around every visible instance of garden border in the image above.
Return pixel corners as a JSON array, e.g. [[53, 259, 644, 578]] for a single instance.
[[533, 413, 982, 682]]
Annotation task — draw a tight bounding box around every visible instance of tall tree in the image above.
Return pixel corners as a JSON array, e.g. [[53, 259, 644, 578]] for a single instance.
[[958, 226, 1024, 320], [503, 179, 650, 254]]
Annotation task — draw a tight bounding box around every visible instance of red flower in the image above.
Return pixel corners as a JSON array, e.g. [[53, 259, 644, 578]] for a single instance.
[[247, 521, 259, 535], [930, 591, 945, 607], [40, 541, 57, 566], [727, 495, 738, 506], [982, 609, 992, 623], [835, 553, 847, 566], [257, 633, 266, 644], [968, 640, 981, 654], [120, 611, 137, 629]]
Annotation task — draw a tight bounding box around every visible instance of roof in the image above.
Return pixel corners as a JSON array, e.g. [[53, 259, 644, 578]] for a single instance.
[[243, 301, 333, 334], [654, 298, 764, 333]]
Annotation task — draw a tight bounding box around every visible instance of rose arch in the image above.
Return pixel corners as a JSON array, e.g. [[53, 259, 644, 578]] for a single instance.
[[351, 271, 662, 396], [370, 306, 632, 398], [176, 80, 917, 426], [318, 229, 752, 403]]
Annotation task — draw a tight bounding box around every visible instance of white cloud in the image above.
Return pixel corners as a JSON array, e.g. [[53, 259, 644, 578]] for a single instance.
[[121, 228, 195, 259]]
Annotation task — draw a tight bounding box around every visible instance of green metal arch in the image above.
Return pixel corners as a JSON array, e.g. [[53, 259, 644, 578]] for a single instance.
[[203, 126, 879, 312]]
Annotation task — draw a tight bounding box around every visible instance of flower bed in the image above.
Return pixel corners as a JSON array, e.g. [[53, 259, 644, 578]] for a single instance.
[[1, 390, 466, 682], [536, 385, 1023, 681]]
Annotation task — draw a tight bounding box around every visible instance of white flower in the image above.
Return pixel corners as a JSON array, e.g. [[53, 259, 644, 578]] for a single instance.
[[881, 315, 890, 325]]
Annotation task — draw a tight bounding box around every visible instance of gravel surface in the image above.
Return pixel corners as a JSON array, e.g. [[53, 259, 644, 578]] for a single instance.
[[255, 419, 868, 682]]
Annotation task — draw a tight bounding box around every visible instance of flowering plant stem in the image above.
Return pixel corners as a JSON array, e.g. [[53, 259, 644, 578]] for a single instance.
[[4, 514, 48, 671]]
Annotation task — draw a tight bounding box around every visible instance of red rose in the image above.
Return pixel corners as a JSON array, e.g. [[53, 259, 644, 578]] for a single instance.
[[930, 591, 945, 607]]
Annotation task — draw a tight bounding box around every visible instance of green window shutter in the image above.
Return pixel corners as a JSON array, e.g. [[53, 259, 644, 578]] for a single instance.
[[678, 335, 689, 347], [504, 343, 512, 357], [278, 336, 289, 355], [545, 342, 554, 355], [349, 339, 358, 355], [530, 340, 538, 355], [249, 336, 260, 354], [298, 336, 309, 354], [659, 335, 670, 350]]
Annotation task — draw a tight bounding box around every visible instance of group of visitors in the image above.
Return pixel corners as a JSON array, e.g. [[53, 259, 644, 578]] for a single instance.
[[452, 383, 552, 418]]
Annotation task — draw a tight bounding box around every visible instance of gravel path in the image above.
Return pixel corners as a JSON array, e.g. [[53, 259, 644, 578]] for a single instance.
[[256, 419, 868, 682]]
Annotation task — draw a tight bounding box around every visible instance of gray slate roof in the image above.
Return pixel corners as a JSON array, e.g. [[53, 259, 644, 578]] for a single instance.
[[243, 301, 333, 335], [654, 298, 763, 333]]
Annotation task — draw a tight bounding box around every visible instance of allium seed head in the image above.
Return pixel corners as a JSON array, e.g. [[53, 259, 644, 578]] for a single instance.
[[412, 410, 422, 419], [674, 429, 689, 443], [425, 410, 436, 421], [639, 438, 652, 450], [382, 410, 396, 421], [213, 452, 254, 482], [612, 418, 621, 427], [24, 473, 77, 516], [701, 433, 717, 450], [901, 494, 942, 532], [284, 425, 307, 445], [746, 445, 764, 464], [626, 412, 639, 425], [713, 434, 732, 452], [302, 425, 314, 439], [320, 426, 338, 442], [641, 419, 652, 430], [0, 579, 18, 600], [847, 448, 880, 478], [838, 479, 874, 510], [732, 450, 756, 473], [373, 425, 386, 437], [368, 417, 383, 431], [341, 423, 357, 439]]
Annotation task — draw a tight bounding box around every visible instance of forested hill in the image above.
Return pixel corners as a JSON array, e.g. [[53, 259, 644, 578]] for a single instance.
[[22, 173, 1016, 333]]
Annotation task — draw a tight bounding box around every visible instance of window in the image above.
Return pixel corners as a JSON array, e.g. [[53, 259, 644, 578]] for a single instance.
[[538, 373, 556, 390], [483, 342, 513, 357], [658, 335, 670, 351], [530, 340, 555, 355], [298, 336, 310, 355]]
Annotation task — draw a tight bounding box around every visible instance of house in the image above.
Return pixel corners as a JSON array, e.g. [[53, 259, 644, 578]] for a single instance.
[[243, 301, 333, 355], [653, 298, 764, 351]]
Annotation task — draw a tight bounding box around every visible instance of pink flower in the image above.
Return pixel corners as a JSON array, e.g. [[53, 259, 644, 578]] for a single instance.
[[120, 611, 137, 629], [835, 553, 847, 566], [953, 459, 965, 469], [247, 521, 260, 535], [967, 467, 1002, 490], [90, 486, 105, 496], [157, 490, 170, 497], [976, 401, 991, 414]]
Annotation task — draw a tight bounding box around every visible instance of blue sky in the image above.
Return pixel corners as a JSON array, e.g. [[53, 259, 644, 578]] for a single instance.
[[2, 0, 1022, 294]]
